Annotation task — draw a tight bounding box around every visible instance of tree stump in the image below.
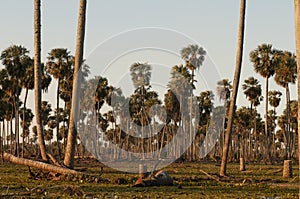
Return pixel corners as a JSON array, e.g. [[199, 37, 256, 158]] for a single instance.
[[240, 158, 246, 171], [283, 160, 293, 178]]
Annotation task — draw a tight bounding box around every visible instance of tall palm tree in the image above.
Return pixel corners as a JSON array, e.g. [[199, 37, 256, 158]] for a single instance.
[[19, 60, 34, 157], [216, 79, 232, 156], [294, 1, 300, 187], [242, 77, 263, 160], [250, 44, 276, 162], [167, 65, 193, 158], [64, 0, 87, 168], [34, 0, 48, 161], [274, 50, 297, 159], [268, 90, 282, 158], [220, 0, 246, 177], [129, 62, 153, 158], [46, 48, 72, 159], [234, 107, 252, 162]]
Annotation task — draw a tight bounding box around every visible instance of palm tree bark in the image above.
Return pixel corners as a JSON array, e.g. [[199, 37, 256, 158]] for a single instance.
[[294, 2, 300, 195], [34, 0, 48, 161], [220, 0, 246, 176], [64, 0, 87, 168]]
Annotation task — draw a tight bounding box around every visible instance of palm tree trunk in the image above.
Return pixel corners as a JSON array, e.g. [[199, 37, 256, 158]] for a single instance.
[[64, 0, 87, 169], [34, 0, 48, 161], [220, 0, 246, 177], [13, 95, 19, 157], [56, 79, 61, 159], [10, 115, 13, 154], [294, 1, 300, 196], [22, 88, 29, 158], [0, 122, 3, 163], [4, 152, 80, 175], [285, 86, 291, 159], [265, 77, 272, 163]]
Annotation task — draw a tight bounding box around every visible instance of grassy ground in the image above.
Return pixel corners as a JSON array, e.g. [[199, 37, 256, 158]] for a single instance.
[[0, 159, 298, 198]]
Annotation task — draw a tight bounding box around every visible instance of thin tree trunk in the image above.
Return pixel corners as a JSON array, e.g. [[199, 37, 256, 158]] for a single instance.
[[14, 97, 19, 157], [34, 0, 48, 161], [56, 79, 61, 160], [64, 0, 87, 168], [220, 0, 246, 177], [0, 122, 2, 163], [10, 116, 13, 154], [265, 77, 271, 163], [22, 88, 29, 158], [285, 86, 291, 159], [294, 3, 300, 196]]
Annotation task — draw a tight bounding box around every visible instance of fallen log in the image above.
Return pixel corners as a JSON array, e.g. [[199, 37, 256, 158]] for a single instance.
[[4, 153, 80, 175]]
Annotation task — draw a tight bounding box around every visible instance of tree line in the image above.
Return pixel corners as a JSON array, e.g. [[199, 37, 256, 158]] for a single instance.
[[0, 42, 297, 165]]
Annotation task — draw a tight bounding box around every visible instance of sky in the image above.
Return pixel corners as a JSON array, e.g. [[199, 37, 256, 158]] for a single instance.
[[0, 0, 297, 118]]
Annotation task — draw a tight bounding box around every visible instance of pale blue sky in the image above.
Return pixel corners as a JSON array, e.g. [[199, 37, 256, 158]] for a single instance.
[[0, 0, 297, 116]]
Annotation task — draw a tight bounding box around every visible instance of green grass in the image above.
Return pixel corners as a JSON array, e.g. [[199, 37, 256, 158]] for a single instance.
[[0, 160, 298, 198]]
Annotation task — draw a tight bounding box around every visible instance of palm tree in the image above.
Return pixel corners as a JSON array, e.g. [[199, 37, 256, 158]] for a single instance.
[[220, 0, 246, 177], [216, 79, 232, 102], [250, 44, 276, 162], [274, 50, 297, 159], [47, 48, 72, 159], [33, 0, 48, 161], [20, 60, 34, 157], [167, 65, 193, 158], [294, 1, 300, 186], [180, 44, 206, 87], [234, 107, 252, 162], [19, 107, 34, 156], [1, 45, 34, 157], [0, 69, 15, 154], [268, 90, 282, 112], [216, 79, 232, 157], [242, 77, 263, 161], [180, 46, 206, 160], [268, 90, 282, 158], [64, 0, 87, 168], [129, 62, 153, 159], [242, 77, 263, 111], [289, 100, 298, 157]]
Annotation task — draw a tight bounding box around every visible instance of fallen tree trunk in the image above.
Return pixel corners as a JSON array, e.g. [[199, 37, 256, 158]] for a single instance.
[[4, 153, 80, 175]]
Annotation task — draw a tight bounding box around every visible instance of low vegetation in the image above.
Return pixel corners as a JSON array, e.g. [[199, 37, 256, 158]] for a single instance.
[[0, 159, 298, 198]]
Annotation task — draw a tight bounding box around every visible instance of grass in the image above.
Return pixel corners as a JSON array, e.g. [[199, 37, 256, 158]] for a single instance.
[[0, 159, 298, 198]]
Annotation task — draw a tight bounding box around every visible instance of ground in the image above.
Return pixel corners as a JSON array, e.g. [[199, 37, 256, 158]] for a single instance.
[[0, 159, 298, 198]]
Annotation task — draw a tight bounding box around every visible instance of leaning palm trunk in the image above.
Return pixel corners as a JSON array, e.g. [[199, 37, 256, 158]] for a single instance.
[[34, 0, 48, 161], [64, 0, 87, 168], [294, 2, 300, 196], [220, 0, 246, 176], [4, 152, 79, 175]]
